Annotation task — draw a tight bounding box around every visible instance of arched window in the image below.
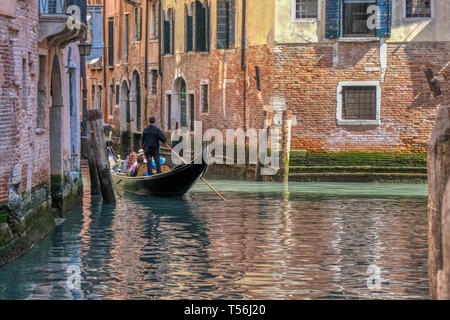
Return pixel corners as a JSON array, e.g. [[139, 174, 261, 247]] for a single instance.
[[186, 4, 194, 52], [194, 0, 209, 52], [163, 8, 175, 55]]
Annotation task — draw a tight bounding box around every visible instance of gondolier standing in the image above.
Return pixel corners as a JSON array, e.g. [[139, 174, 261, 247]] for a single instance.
[[142, 117, 167, 175]]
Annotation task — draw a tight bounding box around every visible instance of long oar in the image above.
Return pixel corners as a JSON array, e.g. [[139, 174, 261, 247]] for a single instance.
[[165, 143, 226, 201]]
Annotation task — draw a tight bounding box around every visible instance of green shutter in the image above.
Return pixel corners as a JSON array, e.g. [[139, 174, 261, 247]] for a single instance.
[[325, 0, 341, 39], [195, 1, 206, 51], [216, 0, 227, 49], [376, 0, 391, 38], [164, 19, 170, 54], [181, 86, 187, 127], [187, 14, 193, 52]]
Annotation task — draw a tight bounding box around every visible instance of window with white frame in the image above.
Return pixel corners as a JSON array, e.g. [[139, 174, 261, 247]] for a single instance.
[[337, 81, 381, 126], [405, 0, 433, 18], [292, 0, 319, 21]]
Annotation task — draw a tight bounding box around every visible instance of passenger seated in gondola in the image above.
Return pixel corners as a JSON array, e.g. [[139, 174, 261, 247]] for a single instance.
[[123, 152, 138, 173], [130, 155, 145, 177]]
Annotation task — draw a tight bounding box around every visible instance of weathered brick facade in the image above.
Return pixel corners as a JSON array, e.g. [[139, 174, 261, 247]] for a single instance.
[[90, 0, 449, 158], [274, 41, 449, 152], [1, 0, 85, 265], [1, 0, 41, 206], [86, 0, 159, 151]]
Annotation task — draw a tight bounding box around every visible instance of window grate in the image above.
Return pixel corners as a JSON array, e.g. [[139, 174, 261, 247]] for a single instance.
[[406, 0, 432, 18], [151, 70, 158, 96], [201, 84, 208, 113], [295, 0, 318, 19], [342, 86, 376, 120]]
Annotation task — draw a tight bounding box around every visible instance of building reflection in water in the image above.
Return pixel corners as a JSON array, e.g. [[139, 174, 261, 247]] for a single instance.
[[0, 173, 428, 300]]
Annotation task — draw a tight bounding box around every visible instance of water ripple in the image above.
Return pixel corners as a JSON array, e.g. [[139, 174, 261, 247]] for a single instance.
[[0, 172, 428, 300]]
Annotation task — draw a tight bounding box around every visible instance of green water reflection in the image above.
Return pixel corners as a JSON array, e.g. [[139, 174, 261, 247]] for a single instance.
[[0, 178, 428, 300]]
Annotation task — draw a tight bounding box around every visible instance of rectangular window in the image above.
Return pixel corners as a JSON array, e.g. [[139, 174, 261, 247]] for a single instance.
[[115, 85, 120, 106], [91, 85, 96, 108], [124, 14, 129, 63], [294, 0, 318, 20], [97, 86, 102, 111], [195, 1, 208, 51], [107, 20, 114, 67], [150, 4, 157, 39], [151, 70, 158, 96], [217, 0, 235, 49], [342, 86, 377, 120], [343, 0, 376, 37], [115, 15, 120, 64], [200, 84, 208, 114], [108, 85, 114, 116], [166, 95, 172, 130], [189, 94, 195, 131], [186, 8, 193, 52], [406, 0, 432, 18], [21, 58, 27, 109], [37, 56, 46, 129], [134, 7, 142, 41], [164, 8, 175, 55]]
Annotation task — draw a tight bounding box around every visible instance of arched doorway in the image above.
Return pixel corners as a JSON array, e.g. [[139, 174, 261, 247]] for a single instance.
[[171, 77, 187, 129], [68, 65, 79, 172], [50, 55, 64, 212], [120, 80, 131, 154], [130, 71, 142, 132], [120, 80, 130, 132]]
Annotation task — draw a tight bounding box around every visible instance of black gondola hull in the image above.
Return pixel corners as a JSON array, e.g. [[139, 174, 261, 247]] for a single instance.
[[111, 154, 209, 197]]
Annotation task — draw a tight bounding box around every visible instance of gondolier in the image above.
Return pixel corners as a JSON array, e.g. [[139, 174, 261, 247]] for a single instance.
[[142, 117, 167, 175]]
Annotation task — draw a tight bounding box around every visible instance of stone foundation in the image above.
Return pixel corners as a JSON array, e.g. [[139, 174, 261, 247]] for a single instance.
[[0, 179, 82, 266]]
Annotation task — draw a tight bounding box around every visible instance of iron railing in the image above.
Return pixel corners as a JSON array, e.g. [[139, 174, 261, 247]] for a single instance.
[[39, 0, 86, 23]]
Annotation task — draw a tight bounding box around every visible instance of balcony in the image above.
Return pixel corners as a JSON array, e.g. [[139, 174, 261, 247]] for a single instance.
[[39, 0, 87, 47]]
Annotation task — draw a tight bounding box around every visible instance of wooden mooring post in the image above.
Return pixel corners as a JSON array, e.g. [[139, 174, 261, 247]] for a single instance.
[[87, 109, 116, 204], [439, 178, 450, 299], [428, 105, 450, 299], [86, 120, 101, 195]]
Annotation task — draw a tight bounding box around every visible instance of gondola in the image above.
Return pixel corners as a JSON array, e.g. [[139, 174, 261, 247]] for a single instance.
[[109, 146, 209, 197]]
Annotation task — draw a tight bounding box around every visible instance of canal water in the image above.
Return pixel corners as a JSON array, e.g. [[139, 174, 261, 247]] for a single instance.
[[0, 172, 429, 299]]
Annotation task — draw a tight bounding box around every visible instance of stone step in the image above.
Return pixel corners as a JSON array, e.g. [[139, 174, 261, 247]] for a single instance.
[[289, 166, 427, 174], [289, 172, 428, 183]]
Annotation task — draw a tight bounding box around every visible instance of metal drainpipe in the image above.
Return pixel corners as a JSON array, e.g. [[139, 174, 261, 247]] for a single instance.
[[241, 0, 247, 131], [145, 0, 149, 90], [158, 0, 164, 126]]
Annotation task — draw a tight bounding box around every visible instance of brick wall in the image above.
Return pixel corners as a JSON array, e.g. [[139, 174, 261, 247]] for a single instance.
[[275, 42, 450, 152], [156, 40, 449, 154], [157, 45, 273, 136], [0, 0, 43, 205]]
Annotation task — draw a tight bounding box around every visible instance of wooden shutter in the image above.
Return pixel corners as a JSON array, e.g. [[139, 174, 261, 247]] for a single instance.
[[376, 0, 391, 38], [171, 14, 175, 54], [207, 5, 211, 51], [229, 0, 236, 47], [164, 19, 170, 54], [195, 1, 206, 51], [216, 0, 227, 49], [187, 13, 193, 52], [108, 20, 114, 66], [325, 0, 341, 39]]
